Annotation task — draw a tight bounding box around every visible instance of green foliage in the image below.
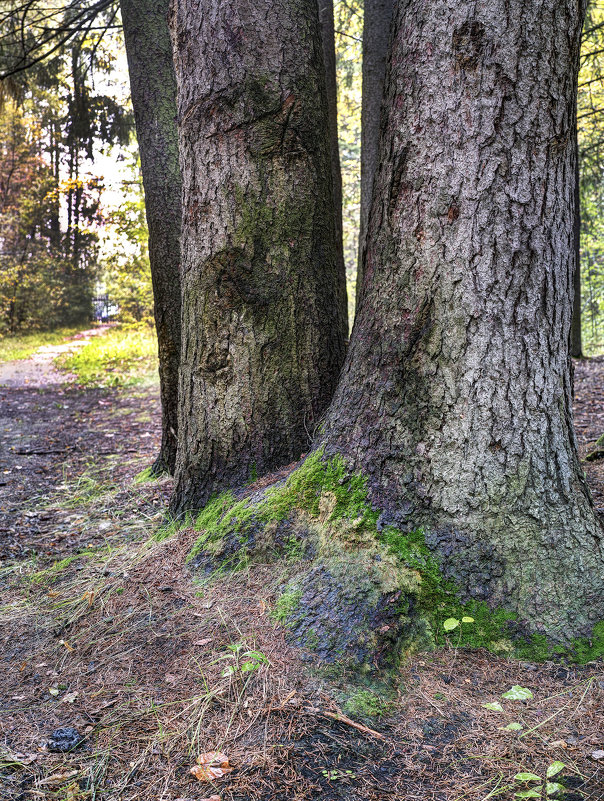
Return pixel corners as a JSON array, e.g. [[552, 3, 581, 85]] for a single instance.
[[55, 325, 158, 387], [335, 0, 362, 323], [100, 166, 154, 325]]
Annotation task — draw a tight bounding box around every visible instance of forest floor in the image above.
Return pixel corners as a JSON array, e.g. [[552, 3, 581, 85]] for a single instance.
[[0, 337, 604, 801]]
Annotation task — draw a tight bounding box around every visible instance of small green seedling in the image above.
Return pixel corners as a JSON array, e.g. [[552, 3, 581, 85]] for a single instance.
[[513, 761, 566, 798], [321, 769, 355, 781], [219, 642, 269, 677]]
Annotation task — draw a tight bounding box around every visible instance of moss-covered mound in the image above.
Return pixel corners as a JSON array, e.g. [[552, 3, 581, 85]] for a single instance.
[[185, 451, 604, 672]]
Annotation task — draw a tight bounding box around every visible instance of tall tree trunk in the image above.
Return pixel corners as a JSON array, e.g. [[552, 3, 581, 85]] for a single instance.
[[121, 0, 182, 475], [170, 0, 348, 514], [571, 127, 583, 358], [356, 0, 394, 312], [318, 0, 348, 331], [320, 0, 604, 642]]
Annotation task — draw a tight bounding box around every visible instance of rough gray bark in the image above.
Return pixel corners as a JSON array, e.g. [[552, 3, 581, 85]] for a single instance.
[[356, 0, 394, 311], [320, 0, 604, 643], [120, 0, 182, 475], [571, 128, 583, 359], [170, 0, 348, 513]]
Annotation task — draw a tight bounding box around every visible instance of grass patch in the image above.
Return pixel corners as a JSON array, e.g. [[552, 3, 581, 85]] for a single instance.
[[56, 325, 158, 387], [0, 326, 82, 363]]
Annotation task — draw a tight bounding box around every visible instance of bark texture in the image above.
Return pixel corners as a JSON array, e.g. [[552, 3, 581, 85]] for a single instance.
[[170, 0, 348, 512], [356, 0, 394, 310], [121, 0, 182, 475], [321, 0, 604, 642], [318, 0, 347, 327], [571, 129, 583, 359]]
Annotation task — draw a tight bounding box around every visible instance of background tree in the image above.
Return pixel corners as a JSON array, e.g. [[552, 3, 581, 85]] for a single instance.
[[316, 0, 604, 643], [356, 0, 393, 310], [170, 0, 348, 513], [120, 0, 181, 475]]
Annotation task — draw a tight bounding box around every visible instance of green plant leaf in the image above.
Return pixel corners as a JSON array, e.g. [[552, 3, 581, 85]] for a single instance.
[[546, 762, 565, 778], [502, 685, 534, 701], [482, 701, 504, 712], [514, 772, 542, 782], [443, 617, 459, 631], [546, 781, 565, 795], [461, 616, 475, 623], [514, 790, 542, 799], [500, 722, 523, 731]]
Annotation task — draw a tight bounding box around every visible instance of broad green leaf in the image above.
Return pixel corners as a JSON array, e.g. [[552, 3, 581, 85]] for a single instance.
[[546, 762, 565, 778], [482, 701, 504, 712], [502, 685, 534, 701], [500, 722, 523, 731], [461, 616, 475, 623], [514, 790, 542, 799], [443, 617, 459, 631], [546, 782, 565, 795], [514, 772, 542, 782]]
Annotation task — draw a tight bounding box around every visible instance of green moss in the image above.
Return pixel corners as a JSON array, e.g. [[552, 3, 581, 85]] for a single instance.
[[187, 450, 604, 664], [271, 589, 302, 624], [132, 467, 157, 485], [343, 689, 390, 719]]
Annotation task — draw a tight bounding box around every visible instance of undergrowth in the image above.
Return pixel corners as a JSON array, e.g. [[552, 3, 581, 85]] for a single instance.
[[56, 325, 158, 387]]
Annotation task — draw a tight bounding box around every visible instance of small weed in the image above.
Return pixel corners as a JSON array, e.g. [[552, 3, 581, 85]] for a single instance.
[[218, 642, 269, 677], [321, 768, 356, 781]]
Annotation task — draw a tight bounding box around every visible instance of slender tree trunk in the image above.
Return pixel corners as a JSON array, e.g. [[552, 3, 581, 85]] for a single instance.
[[356, 0, 394, 312], [320, 0, 604, 642], [318, 0, 348, 331], [120, 0, 182, 475], [170, 0, 348, 513], [571, 128, 583, 358]]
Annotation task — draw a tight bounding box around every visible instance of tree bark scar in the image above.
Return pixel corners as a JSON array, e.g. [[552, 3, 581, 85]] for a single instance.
[[452, 21, 485, 71]]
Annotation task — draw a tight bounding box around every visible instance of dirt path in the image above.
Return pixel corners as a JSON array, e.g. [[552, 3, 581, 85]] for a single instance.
[[0, 327, 162, 559], [0, 326, 113, 388]]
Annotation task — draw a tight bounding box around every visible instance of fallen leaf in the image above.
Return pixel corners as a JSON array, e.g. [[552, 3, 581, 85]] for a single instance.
[[592, 750, 604, 760], [39, 770, 79, 786], [190, 752, 232, 782], [548, 740, 567, 749], [48, 687, 59, 697], [483, 702, 504, 712], [502, 685, 533, 701], [194, 638, 212, 646], [62, 691, 79, 704]]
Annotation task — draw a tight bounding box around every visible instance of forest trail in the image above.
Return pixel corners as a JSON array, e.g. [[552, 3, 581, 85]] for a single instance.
[[0, 325, 113, 389], [0, 352, 604, 800]]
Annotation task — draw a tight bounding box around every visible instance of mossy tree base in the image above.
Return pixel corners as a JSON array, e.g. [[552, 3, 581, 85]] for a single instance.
[[185, 452, 604, 674]]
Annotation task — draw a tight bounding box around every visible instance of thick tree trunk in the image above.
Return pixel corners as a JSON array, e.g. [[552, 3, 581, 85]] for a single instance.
[[318, 0, 348, 331], [571, 128, 583, 359], [170, 0, 348, 513], [120, 0, 182, 475], [356, 0, 394, 311], [320, 0, 604, 642]]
